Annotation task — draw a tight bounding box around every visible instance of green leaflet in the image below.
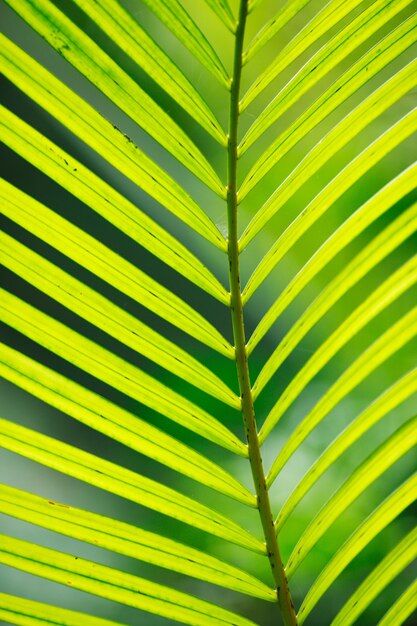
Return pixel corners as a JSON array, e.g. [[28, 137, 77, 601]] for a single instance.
[[71, 0, 226, 144], [377, 579, 417, 626], [242, 0, 311, 65], [263, 305, 417, 473], [0, 485, 273, 601], [241, 0, 405, 120], [247, 169, 417, 354], [140, 0, 230, 88], [252, 208, 417, 396], [297, 473, 417, 622], [1, 232, 238, 409], [331, 526, 417, 626], [0, 535, 258, 626], [276, 368, 417, 532], [243, 106, 417, 302], [0, 343, 251, 504], [0, 39, 227, 250], [239, 13, 417, 206], [204, 0, 236, 32], [285, 415, 417, 578], [4, 0, 225, 196], [0, 112, 228, 303], [0, 593, 125, 626], [0, 180, 233, 358], [0, 291, 244, 456], [0, 419, 264, 553]]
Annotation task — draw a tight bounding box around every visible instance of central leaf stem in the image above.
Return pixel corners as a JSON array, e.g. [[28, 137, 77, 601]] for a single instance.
[[227, 2, 297, 624]]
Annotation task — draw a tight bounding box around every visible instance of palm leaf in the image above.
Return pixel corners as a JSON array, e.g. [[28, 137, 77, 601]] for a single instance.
[[1, 1, 416, 625]]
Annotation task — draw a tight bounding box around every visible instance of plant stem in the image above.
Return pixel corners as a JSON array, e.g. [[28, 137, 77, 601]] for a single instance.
[[226, 2, 298, 625]]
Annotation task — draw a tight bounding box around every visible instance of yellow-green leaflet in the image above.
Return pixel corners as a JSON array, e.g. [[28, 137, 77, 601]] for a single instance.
[[4, 0, 225, 196], [0, 419, 264, 553], [239, 13, 417, 207], [242, 0, 310, 66], [0, 535, 258, 626], [276, 368, 417, 532], [264, 307, 417, 483], [241, 0, 407, 124], [0, 110, 228, 303], [0, 181, 233, 358], [71, 0, 226, 144], [247, 169, 417, 354], [0, 343, 251, 503], [0, 486, 273, 601], [0, 39, 227, 250], [297, 473, 417, 623], [243, 106, 417, 302], [377, 579, 417, 626], [0, 593, 125, 626], [331, 526, 417, 626], [204, 0, 236, 32], [1, 232, 238, 409], [285, 415, 417, 578], [140, 0, 230, 87], [0, 291, 245, 455], [252, 234, 417, 399]]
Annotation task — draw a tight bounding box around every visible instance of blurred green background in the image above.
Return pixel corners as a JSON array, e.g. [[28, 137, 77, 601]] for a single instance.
[[1, 0, 416, 624]]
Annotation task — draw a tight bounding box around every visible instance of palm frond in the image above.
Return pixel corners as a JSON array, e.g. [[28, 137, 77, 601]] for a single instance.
[[1, 1, 416, 624]]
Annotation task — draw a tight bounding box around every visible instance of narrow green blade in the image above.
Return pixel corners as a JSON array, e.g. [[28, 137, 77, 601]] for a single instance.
[[247, 169, 417, 354], [240, 0, 413, 158], [0, 343, 252, 504], [263, 306, 417, 470], [0, 485, 273, 601], [0, 593, 125, 626], [204, 0, 236, 32], [0, 181, 233, 358], [252, 223, 417, 398], [331, 526, 417, 626], [377, 579, 417, 626], [4, 0, 225, 196], [71, 0, 227, 144], [1, 232, 238, 409], [140, 0, 230, 88], [242, 0, 312, 65], [0, 419, 265, 553], [285, 416, 417, 578], [0, 39, 227, 250], [239, 14, 417, 209], [276, 368, 417, 532], [243, 107, 417, 302], [297, 474, 417, 623], [0, 535, 258, 626], [0, 291, 245, 456]]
